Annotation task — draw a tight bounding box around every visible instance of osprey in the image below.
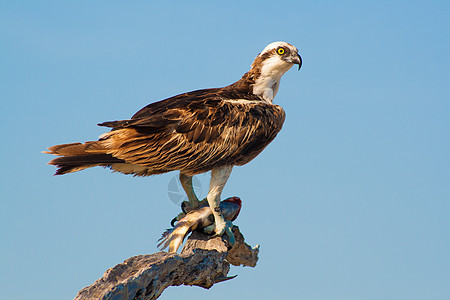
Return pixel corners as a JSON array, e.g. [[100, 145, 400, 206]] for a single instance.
[[45, 41, 302, 244]]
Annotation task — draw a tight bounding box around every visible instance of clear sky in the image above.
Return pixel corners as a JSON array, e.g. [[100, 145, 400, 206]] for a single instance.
[[1, 1, 449, 299]]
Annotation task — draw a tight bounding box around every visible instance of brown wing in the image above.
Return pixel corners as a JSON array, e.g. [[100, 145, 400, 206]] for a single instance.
[[98, 92, 285, 176]]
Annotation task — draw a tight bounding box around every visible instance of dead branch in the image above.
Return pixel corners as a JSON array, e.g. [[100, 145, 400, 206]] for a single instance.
[[74, 226, 259, 300]]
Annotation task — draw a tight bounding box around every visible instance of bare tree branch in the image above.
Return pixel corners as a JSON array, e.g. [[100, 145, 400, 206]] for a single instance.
[[74, 226, 259, 300]]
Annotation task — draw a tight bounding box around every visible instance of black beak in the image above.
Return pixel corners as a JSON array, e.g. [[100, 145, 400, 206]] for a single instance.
[[295, 53, 302, 70]]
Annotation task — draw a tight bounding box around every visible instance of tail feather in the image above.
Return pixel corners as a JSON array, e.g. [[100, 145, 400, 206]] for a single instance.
[[44, 142, 124, 175]]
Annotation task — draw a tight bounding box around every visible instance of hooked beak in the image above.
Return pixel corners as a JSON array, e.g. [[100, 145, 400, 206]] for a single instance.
[[294, 53, 302, 70], [286, 52, 302, 70]]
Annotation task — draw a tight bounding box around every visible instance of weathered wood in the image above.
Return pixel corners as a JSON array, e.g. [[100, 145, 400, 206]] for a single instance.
[[74, 226, 259, 300]]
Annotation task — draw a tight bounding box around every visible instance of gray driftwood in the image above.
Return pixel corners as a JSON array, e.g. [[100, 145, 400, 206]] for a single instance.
[[74, 226, 259, 300]]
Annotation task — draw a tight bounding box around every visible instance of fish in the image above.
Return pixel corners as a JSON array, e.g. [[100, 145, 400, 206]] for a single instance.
[[158, 197, 242, 253]]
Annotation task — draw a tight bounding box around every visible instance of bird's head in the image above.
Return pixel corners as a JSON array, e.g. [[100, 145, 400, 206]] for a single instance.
[[254, 41, 302, 72], [248, 41, 302, 102]]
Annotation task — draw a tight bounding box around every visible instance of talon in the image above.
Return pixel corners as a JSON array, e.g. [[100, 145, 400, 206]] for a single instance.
[[181, 201, 193, 213], [170, 212, 185, 227], [181, 198, 209, 214], [203, 220, 235, 247]]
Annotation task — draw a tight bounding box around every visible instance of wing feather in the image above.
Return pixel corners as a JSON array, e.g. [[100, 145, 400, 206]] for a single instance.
[[97, 89, 285, 176]]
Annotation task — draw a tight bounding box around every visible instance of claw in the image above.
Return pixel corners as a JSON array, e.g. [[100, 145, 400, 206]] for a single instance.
[[203, 219, 225, 235], [181, 201, 193, 214], [170, 212, 186, 227], [181, 198, 209, 214], [204, 220, 235, 247]]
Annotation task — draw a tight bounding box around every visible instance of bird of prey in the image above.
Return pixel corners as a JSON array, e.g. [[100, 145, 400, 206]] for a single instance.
[[45, 41, 302, 244]]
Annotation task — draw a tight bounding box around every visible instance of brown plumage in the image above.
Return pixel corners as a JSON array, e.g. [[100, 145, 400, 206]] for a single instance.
[[45, 41, 301, 240], [45, 84, 285, 176]]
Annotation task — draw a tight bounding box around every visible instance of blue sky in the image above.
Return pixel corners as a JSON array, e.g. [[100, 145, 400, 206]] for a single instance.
[[1, 1, 449, 299]]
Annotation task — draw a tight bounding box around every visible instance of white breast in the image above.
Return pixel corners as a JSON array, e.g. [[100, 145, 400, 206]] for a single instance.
[[252, 56, 292, 102]]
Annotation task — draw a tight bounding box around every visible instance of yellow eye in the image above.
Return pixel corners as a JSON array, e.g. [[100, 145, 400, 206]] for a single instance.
[[277, 47, 285, 55]]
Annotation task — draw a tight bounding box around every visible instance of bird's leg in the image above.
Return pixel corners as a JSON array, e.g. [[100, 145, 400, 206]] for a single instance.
[[203, 166, 235, 246], [179, 173, 198, 209], [172, 173, 208, 225], [179, 173, 209, 211]]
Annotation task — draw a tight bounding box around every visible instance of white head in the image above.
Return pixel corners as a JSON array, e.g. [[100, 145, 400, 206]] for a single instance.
[[251, 41, 302, 102]]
